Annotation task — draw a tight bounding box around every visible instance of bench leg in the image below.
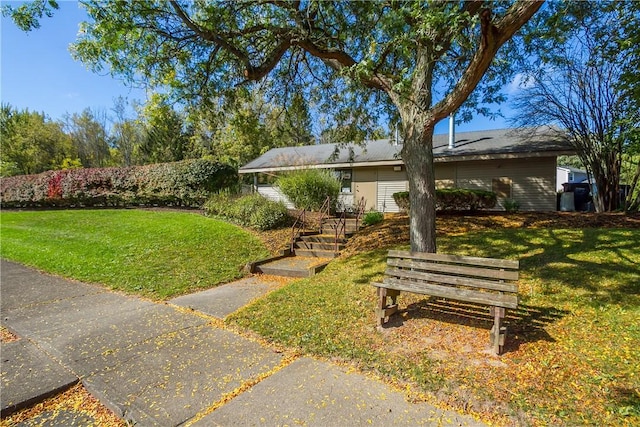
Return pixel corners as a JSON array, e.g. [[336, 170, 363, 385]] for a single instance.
[[377, 288, 400, 327], [490, 307, 507, 355]]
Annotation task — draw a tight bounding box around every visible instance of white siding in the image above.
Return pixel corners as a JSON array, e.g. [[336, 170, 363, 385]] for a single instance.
[[257, 185, 295, 209], [556, 168, 570, 192], [376, 167, 409, 213]]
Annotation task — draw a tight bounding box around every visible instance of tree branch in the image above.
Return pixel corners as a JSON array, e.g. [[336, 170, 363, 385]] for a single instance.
[[430, 0, 543, 123]]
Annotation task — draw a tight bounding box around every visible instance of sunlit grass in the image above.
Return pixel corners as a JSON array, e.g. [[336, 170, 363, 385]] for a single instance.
[[0, 209, 269, 299], [230, 228, 640, 426]]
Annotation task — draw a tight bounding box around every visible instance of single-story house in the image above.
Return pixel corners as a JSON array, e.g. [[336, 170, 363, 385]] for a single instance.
[[556, 165, 589, 192], [239, 127, 574, 212]]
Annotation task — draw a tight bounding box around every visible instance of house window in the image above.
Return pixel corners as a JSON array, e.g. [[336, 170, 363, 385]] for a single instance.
[[492, 177, 512, 199], [338, 169, 352, 193]]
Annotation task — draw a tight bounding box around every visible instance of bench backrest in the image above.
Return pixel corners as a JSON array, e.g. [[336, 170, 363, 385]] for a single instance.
[[383, 250, 519, 309]]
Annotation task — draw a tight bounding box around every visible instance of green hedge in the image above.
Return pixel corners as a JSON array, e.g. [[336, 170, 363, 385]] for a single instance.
[[0, 159, 237, 208], [393, 189, 497, 212], [204, 193, 290, 230]]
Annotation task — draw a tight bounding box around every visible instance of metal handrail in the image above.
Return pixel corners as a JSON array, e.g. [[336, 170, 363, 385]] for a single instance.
[[290, 208, 306, 253], [334, 210, 347, 252], [354, 196, 366, 233], [318, 196, 331, 233]]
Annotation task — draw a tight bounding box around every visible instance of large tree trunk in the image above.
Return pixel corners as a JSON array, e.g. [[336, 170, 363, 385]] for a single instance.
[[401, 117, 437, 253]]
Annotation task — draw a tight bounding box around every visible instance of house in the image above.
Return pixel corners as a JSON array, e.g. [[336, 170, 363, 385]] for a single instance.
[[239, 127, 574, 212], [556, 165, 589, 192]]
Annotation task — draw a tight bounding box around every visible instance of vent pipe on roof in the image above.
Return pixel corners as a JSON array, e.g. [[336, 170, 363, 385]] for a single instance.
[[394, 124, 399, 146], [448, 113, 455, 149]]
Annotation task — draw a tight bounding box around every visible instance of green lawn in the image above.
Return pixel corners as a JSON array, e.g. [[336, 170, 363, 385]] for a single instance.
[[0, 209, 269, 299], [230, 228, 640, 426]]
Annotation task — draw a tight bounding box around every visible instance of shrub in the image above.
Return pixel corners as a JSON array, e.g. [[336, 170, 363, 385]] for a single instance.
[[202, 189, 237, 218], [362, 210, 384, 226], [276, 169, 340, 211], [392, 189, 498, 212], [249, 199, 290, 230], [0, 159, 237, 209], [503, 198, 520, 213], [204, 193, 290, 230], [393, 191, 410, 212]]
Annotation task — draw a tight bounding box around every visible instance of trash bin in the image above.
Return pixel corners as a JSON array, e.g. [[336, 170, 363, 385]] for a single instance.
[[560, 192, 575, 212]]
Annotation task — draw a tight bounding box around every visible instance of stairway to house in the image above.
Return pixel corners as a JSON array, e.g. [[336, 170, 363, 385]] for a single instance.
[[251, 197, 366, 278], [292, 217, 359, 258]]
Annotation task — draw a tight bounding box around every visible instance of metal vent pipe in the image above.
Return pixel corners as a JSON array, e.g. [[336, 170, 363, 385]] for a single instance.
[[448, 113, 455, 149]]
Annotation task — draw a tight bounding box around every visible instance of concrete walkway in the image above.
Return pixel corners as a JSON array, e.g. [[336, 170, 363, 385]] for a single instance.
[[1, 259, 485, 426]]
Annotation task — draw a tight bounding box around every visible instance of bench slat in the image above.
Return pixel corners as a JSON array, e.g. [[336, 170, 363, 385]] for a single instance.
[[388, 258, 519, 281], [379, 277, 519, 309], [387, 250, 519, 270], [385, 267, 519, 293]]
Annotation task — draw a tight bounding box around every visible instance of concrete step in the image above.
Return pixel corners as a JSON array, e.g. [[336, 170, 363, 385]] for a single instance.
[[294, 241, 345, 251], [299, 234, 348, 243], [255, 256, 330, 278], [294, 249, 340, 259]]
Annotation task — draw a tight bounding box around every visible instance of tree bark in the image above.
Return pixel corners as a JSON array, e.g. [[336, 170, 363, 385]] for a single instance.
[[400, 111, 437, 253]]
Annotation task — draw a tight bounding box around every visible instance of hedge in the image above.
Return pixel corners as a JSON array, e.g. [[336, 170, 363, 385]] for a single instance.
[[392, 189, 497, 212], [204, 193, 290, 230], [0, 159, 237, 208]]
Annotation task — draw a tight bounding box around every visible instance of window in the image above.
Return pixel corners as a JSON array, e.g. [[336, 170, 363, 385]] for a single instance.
[[492, 177, 512, 199], [338, 169, 352, 193]]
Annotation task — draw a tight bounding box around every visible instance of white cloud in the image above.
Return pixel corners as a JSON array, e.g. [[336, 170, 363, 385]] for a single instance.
[[505, 73, 535, 95]]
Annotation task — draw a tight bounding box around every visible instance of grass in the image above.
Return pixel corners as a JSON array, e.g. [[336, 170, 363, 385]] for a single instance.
[[229, 227, 640, 426], [2, 209, 638, 425], [0, 209, 269, 299]]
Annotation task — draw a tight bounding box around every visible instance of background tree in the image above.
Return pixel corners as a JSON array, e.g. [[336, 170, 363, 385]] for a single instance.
[[273, 92, 314, 146], [64, 108, 112, 168], [0, 104, 76, 176], [138, 96, 191, 163], [111, 96, 143, 166], [203, 88, 315, 166], [513, 2, 640, 212]]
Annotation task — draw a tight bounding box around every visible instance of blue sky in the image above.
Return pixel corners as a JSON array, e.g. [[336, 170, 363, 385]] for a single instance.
[[1, 1, 514, 134], [1, 2, 147, 121]]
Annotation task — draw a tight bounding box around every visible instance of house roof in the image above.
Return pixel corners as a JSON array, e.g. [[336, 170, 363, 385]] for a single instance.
[[557, 165, 587, 174], [239, 127, 574, 174]]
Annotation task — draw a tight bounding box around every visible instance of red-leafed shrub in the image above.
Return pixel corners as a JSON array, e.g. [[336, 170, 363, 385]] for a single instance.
[[0, 159, 237, 208]]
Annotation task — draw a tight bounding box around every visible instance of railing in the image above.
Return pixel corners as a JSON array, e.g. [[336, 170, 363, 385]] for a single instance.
[[354, 196, 366, 233], [290, 208, 307, 253], [334, 210, 347, 252], [318, 196, 331, 234]]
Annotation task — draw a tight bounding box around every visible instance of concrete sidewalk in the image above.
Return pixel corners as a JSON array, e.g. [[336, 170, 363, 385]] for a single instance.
[[1, 259, 485, 426]]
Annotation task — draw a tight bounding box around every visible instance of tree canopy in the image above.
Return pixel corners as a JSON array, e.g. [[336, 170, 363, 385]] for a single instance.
[[0, 104, 76, 176]]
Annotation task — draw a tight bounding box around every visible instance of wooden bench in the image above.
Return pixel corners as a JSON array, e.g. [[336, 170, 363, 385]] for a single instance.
[[372, 250, 519, 355]]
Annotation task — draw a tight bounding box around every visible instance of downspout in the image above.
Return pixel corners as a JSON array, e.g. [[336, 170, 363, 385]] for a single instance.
[[448, 113, 455, 149]]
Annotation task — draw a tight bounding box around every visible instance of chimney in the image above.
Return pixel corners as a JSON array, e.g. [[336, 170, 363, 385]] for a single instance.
[[448, 113, 455, 149]]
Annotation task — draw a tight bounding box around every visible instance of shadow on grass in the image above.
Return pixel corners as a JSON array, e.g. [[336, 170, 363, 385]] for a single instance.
[[344, 249, 390, 285], [439, 228, 640, 308], [383, 298, 569, 354]]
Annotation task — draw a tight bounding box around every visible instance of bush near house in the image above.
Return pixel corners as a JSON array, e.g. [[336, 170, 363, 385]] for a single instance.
[[204, 192, 290, 231], [276, 169, 341, 211], [362, 210, 384, 226], [0, 159, 237, 208], [393, 189, 497, 212]]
